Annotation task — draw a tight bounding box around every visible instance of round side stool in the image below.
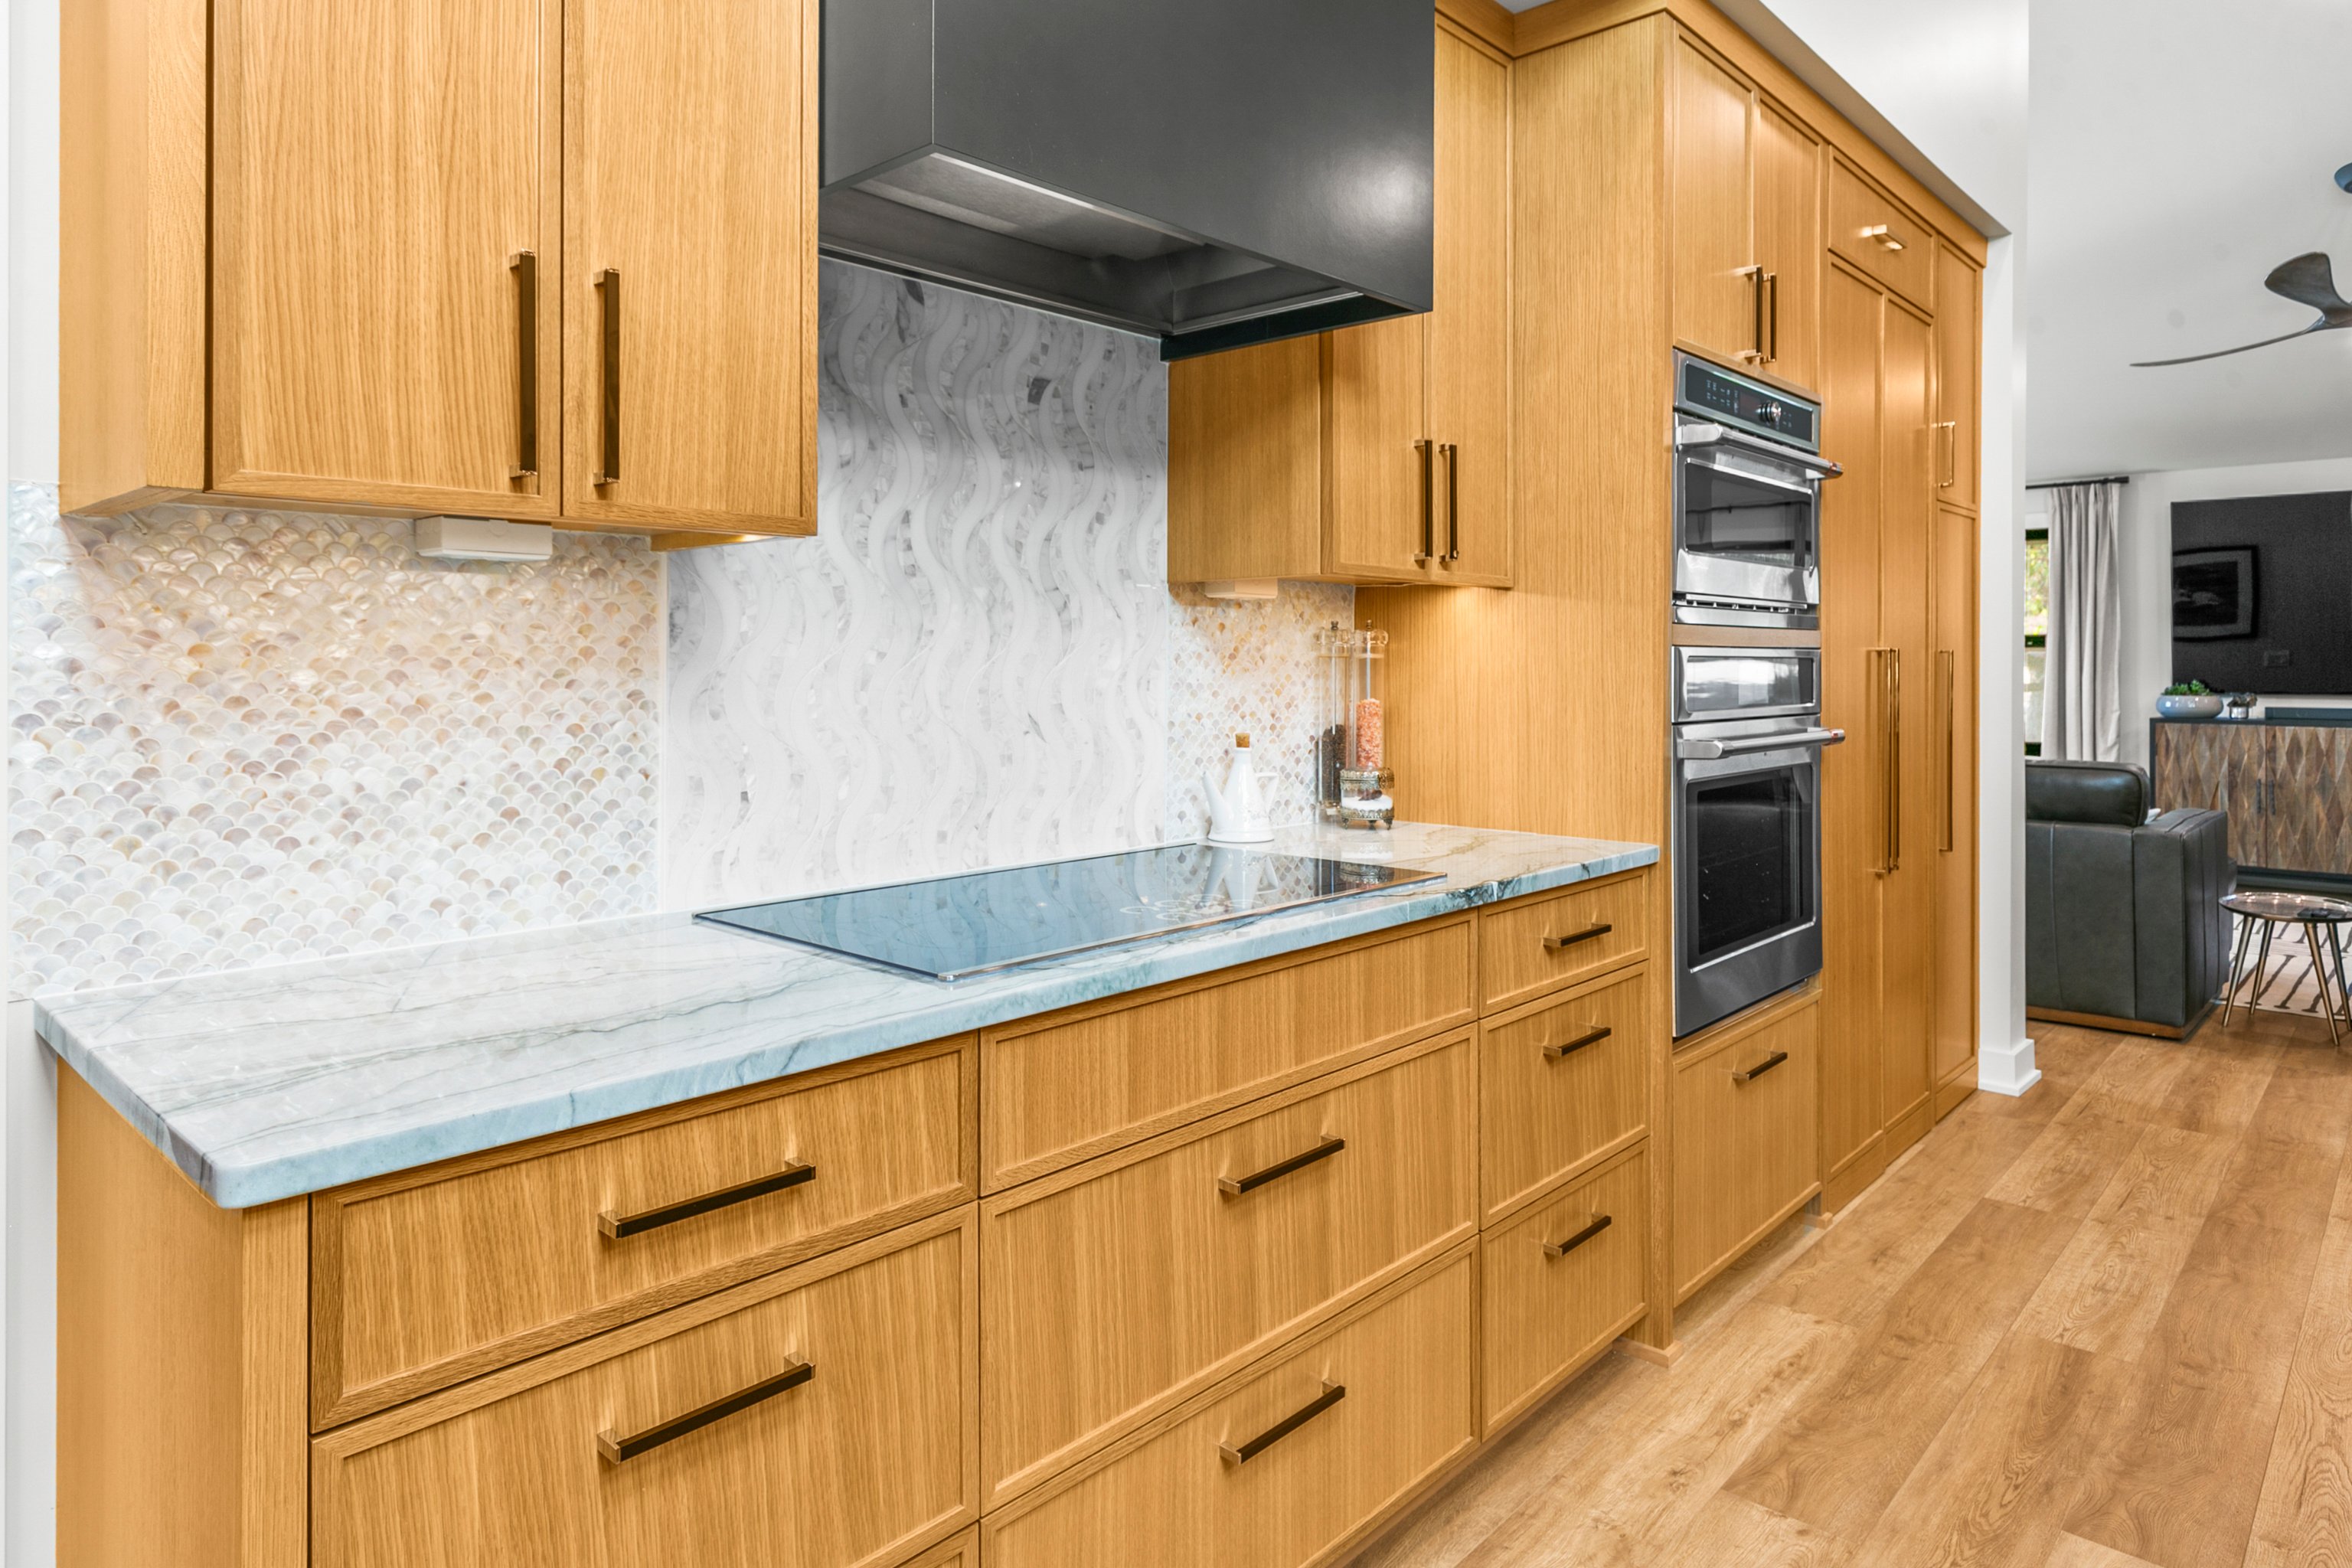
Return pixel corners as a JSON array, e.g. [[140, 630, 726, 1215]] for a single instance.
[[2220, 890, 2352, 1046]]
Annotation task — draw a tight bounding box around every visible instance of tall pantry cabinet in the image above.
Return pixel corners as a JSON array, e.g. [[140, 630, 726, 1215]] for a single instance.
[[64, 0, 818, 544]]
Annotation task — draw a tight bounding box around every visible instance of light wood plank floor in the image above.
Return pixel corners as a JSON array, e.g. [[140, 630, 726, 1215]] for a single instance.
[[1357, 1008, 2352, 1568]]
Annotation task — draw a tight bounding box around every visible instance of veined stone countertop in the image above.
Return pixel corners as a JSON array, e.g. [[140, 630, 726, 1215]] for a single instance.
[[37, 822, 1657, 1208]]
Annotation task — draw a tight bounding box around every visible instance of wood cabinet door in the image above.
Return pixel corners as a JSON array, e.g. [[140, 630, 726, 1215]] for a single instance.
[[1879, 298, 1937, 1156], [1428, 21, 1513, 587], [1753, 100, 1821, 389], [1328, 317, 1435, 581], [2152, 724, 2266, 865], [1816, 264, 1887, 1199], [562, 0, 818, 537], [1669, 34, 1759, 367], [1931, 503, 1978, 1103], [211, 0, 561, 518], [1934, 243, 1981, 510], [2266, 727, 2352, 875]]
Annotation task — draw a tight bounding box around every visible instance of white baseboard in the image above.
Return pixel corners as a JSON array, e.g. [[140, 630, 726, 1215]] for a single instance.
[[1978, 1034, 2041, 1097]]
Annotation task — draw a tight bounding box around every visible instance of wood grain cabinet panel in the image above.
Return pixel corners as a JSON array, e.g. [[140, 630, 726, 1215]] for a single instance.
[[312, 1040, 974, 1427], [1479, 1146, 1648, 1435], [982, 920, 1472, 1191], [560, 0, 818, 539], [1879, 296, 1938, 1155], [2152, 723, 2269, 866], [1670, 33, 1758, 366], [1934, 241, 1981, 508], [2266, 726, 2352, 876], [1932, 504, 1981, 1103], [210, 0, 563, 517], [1671, 997, 1819, 1302], [1477, 870, 1651, 1014], [978, 1037, 1476, 1508], [1828, 158, 1933, 310], [1753, 100, 1821, 388], [984, 1253, 1476, 1568], [1166, 19, 1510, 588], [312, 1212, 978, 1568], [1478, 967, 1649, 1223]]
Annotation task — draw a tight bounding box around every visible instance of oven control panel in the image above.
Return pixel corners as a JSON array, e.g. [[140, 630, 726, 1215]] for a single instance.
[[1676, 354, 1819, 452]]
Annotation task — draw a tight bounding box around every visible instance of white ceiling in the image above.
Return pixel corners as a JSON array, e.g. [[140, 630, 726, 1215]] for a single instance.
[[2027, 0, 2352, 479]]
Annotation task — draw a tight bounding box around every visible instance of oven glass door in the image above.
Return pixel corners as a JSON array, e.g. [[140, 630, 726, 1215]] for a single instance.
[[1681, 753, 1818, 971], [1674, 446, 1820, 610]]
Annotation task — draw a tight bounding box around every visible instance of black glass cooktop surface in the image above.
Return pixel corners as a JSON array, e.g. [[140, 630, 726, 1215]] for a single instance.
[[696, 844, 1442, 982]]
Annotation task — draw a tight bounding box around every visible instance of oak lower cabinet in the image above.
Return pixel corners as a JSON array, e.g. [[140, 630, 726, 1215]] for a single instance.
[[1167, 18, 1511, 587], [2151, 720, 2352, 876], [60, 869, 1662, 1568], [64, 0, 816, 543], [1670, 990, 1819, 1302]]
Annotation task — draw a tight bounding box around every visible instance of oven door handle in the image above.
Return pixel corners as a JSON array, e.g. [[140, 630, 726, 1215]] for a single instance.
[[1675, 727, 1845, 760], [1674, 420, 1843, 479]]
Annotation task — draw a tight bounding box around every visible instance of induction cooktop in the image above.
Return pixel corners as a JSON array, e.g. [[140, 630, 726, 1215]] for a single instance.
[[695, 844, 1442, 982]]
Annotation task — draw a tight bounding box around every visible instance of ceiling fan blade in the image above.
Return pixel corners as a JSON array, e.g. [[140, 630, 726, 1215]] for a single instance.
[[2132, 319, 2332, 367], [2264, 251, 2351, 313]]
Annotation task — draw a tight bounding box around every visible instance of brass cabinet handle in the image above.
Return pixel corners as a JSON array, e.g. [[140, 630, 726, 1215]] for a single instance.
[[1861, 223, 1906, 252], [1767, 270, 1780, 362], [1936, 420, 1958, 488], [597, 1358, 812, 1464], [1938, 649, 1955, 853], [1219, 1380, 1346, 1465], [593, 267, 622, 485], [1544, 922, 1613, 954], [1413, 439, 1434, 564], [1543, 1024, 1612, 1060], [1442, 442, 1461, 564], [1543, 1213, 1612, 1257], [1219, 1135, 1345, 1197], [1887, 647, 1903, 873], [1738, 264, 1765, 360], [509, 250, 538, 479], [599, 1161, 815, 1240], [1733, 1050, 1789, 1083]]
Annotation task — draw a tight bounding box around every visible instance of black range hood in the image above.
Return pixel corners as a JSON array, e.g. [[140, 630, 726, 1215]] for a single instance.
[[820, 0, 1433, 361]]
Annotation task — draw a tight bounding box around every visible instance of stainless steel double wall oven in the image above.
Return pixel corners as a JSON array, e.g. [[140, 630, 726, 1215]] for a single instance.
[[1670, 355, 1842, 1037]]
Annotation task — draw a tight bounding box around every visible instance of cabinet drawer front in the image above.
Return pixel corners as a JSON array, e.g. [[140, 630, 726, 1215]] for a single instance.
[[1828, 161, 1932, 305], [315, 1041, 973, 1426], [1671, 1001, 1819, 1298], [982, 1037, 1476, 1504], [987, 1253, 1475, 1568], [313, 1215, 977, 1568], [1478, 871, 1649, 1013], [984, 919, 1472, 1189], [1480, 969, 1650, 1222], [1480, 1148, 1648, 1434]]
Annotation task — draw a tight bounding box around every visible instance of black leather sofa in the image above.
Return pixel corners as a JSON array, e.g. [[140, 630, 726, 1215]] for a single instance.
[[2025, 759, 2234, 1038]]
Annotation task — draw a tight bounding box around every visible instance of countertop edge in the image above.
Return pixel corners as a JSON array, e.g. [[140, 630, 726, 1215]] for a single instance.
[[41, 841, 1659, 1207]]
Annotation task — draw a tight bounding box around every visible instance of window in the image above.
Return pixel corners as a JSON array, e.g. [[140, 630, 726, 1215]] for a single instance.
[[2022, 527, 2048, 755]]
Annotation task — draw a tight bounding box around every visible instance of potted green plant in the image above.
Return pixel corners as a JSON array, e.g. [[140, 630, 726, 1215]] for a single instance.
[[2156, 680, 2224, 720]]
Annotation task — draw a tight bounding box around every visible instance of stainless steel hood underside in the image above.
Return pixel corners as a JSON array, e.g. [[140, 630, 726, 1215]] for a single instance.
[[820, 0, 1433, 360]]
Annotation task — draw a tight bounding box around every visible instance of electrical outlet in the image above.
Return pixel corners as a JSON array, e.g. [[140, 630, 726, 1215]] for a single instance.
[[2262, 648, 2292, 668]]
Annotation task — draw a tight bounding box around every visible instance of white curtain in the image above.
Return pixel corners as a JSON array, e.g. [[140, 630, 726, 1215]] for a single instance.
[[2043, 480, 2123, 761]]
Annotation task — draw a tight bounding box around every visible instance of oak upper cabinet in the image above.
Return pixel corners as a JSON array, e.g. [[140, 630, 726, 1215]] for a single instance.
[[1669, 32, 1819, 387], [560, 0, 818, 537], [1168, 18, 1510, 587], [1934, 240, 1981, 510], [209, 0, 561, 519], [63, 0, 816, 544]]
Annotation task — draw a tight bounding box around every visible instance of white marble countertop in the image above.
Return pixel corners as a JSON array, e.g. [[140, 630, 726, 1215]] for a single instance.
[[36, 822, 1657, 1207]]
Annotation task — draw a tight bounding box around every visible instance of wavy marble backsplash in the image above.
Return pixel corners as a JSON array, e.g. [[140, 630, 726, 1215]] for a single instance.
[[10, 263, 1351, 995], [665, 262, 1351, 910]]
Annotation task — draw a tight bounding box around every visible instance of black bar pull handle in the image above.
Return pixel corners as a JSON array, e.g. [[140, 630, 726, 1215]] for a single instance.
[[599, 1162, 815, 1240], [593, 267, 621, 485], [1543, 1025, 1612, 1061], [1220, 1381, 1346, 1465], [509, 250, 537, 479], [1413, 439, 1434, 564], [1733, 1050, 1789, 1084], [1442, 441, 1461, 563], [1219, 1135, 1345, 1197], [597, 1359, 813, 1464], [1543, 1213, 1612, 1258], [1544, 923, 1612, 954]]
